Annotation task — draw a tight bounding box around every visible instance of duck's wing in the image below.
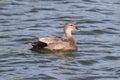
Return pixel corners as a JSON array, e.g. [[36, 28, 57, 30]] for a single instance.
[[45, 41, 76, 50], [36, 37, 66, 44]]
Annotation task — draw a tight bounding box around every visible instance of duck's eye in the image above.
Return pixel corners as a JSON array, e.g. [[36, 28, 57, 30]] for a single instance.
[[70, 24, 73, 26]]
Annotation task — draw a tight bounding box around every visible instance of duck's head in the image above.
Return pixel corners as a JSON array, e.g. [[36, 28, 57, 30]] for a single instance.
[[64, 22, 80, 33]]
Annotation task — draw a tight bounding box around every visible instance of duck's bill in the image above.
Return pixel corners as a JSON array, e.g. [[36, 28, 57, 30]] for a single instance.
[[76, 27, 80, 31]]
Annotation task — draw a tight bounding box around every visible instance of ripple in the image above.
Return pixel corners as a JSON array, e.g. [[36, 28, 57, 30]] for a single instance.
[[79, 31, 95, 35], [79, 60, 98, 65], [13, 38, 32, 41], [29, 7, 56, 13], [106, 27, 118, 31], [10, 2, 24, 5], [83, 0, 97, 3], [87, 8, 102, 12], [0, 12, 24, 16], [104, 56, 120, 60], [0, 67, 15, 72], [0, 35, 11, 38], [92, 29, 118, 34], [20, 74, 57, 80], [80, 20, 103, 24]]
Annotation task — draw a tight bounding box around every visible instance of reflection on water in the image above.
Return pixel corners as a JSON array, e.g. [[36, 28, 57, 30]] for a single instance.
[[0, 0, 120, 80]]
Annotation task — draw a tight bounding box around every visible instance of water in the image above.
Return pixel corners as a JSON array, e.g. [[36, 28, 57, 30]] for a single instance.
[[0, 0, 120, 80]]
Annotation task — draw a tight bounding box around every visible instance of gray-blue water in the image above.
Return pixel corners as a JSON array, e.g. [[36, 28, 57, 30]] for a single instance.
[[0, 0, 120, 80]]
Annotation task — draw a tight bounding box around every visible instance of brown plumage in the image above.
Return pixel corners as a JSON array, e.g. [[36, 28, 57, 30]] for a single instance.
[[29, 22, 80, 50]]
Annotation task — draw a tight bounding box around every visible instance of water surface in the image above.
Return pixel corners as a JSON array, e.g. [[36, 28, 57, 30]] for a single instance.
[[0, 0, 120, 80]]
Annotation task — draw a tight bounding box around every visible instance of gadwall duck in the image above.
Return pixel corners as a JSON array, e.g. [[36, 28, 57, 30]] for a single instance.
[[29, 22, 80, 50]]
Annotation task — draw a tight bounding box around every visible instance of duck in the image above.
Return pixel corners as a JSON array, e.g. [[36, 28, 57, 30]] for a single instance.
[[29, 22, 80, 51]]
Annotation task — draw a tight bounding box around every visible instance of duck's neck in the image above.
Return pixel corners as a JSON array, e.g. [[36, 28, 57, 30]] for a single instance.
[[65, 30, 76, 47]]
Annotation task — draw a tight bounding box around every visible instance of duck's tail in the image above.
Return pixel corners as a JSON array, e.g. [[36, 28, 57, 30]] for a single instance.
[[28, 41, 47, 48]]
